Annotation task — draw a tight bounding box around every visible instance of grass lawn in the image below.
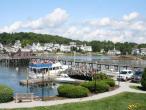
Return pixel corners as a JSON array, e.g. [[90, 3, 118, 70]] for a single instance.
[[6, 92, 146, 110], [129, 85, 146, 91]]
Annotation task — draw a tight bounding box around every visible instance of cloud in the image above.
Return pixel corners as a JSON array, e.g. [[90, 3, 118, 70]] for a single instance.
[[123, 12, 140, 21], [0, 10, 146, 43], [85, 17, 111, 27], [0, 8, 69, 32], [24, 8, 69, 29]]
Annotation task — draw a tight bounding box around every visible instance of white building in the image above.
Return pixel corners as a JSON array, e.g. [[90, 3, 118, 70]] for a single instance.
[[80, 44, 92, 52], [13, 40, 21, 49], [31, 43, 43, 52], [0, 43, 3, 50], [60, 45, 71, 52], [70, 42, 77, 47], [52, 44, 60, 51], [131, 48, 140, 55], [140, 48, 146, 55], [107, 48, 121, 55]]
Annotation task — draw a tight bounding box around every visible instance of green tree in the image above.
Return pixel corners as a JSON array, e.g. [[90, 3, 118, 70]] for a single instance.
[[141, 68, 146, 90]]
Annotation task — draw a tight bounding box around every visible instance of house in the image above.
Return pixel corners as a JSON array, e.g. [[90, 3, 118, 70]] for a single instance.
[[107, 48, 121, 55], [100, 49, 105, 53], [0, 43, 4, 52], [31, 43, 43, 52], [70, 42, 77, 47], [60, 45, 71, 52], [80, 44, 92, 52], [52, 44, 60, 51], [13, 40, 21, 49], [44, 43, 53, 52], [131, 48, 140, 55], [4, 48, 32, 58], [140, 48, 146, 55]]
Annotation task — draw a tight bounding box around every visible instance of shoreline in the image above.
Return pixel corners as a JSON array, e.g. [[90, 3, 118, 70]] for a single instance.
[[111, 55, 143, 60]]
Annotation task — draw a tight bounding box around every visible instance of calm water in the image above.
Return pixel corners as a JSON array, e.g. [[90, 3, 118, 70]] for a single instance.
[[0, 55, 146, 97], [0, 65, 58, 97]]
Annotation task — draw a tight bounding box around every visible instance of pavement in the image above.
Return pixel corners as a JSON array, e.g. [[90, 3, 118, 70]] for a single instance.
[[0, 82, 146, 109]]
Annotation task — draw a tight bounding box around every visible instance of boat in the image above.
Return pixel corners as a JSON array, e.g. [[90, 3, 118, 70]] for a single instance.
[[55, 74, 84, 83], [28, 59, 69, 79]]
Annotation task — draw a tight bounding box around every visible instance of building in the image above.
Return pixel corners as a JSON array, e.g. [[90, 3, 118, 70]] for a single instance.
[[131, 48, 140, 55], [31, 43, 43, 52], [60, 45, 71, 52], [80, 44, 92, 52], [52, 44, 60, 51], [140, 48, 146, 55], [70, 42, 77, 47], [13, 40, 21, 49], [0, 43, 3, 51], [107, 48, 121, 55]]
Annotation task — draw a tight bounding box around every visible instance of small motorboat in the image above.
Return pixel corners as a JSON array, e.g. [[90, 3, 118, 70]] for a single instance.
[[55, 74, 81, 83]]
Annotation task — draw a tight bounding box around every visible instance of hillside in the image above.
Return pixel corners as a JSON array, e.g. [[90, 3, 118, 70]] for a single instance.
[[0, 32, 76, 46]]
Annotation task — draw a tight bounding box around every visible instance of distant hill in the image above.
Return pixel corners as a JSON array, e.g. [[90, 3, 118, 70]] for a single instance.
[[0, 32, 79, 46], [0, 32, 146, 54]]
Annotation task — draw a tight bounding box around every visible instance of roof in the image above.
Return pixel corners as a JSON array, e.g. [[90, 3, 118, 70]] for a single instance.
[[29, 63, 52, 69]]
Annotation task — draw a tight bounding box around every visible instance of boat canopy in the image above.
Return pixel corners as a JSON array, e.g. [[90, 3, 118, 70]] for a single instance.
[[29, 63, 52, 69]]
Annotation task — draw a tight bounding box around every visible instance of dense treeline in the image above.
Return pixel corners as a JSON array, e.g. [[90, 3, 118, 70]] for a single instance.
[[0, 32, 146, 55], [0, 32, 75, 46]]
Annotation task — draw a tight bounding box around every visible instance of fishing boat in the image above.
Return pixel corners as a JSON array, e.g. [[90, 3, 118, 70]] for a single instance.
[[28, 59, 69, 79]]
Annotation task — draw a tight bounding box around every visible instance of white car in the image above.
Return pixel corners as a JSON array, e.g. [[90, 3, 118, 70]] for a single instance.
[[117, 70, 134, 81]]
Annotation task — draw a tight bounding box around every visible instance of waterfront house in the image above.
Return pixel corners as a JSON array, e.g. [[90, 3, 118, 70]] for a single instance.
[[30, 43, 43, 52], [60, 45, 71, 52], [80, 44, 92, 52], [70, 42, 77, 47], [52, 43, 60, 51], [13, 40, 22, 49], [140, 48, 146, 56], [131, 48, 140, 55], [0, 43, 3, 51], [5, 48, 32, 58], [107, 48, 121, 55]]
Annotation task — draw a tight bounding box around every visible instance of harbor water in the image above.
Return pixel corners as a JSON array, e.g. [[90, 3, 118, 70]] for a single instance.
[[0, 55, 146, 97]]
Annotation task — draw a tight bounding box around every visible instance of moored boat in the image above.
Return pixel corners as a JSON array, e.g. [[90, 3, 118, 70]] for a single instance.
[[28, 59, 69, 79]]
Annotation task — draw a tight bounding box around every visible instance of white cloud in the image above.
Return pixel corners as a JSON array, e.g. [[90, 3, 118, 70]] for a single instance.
[[0, 8, 69, 32], [85, 17, 111, 27], [123, 12, 140, 21], [24, 8, 69, 29], [0, 10, 146, 43]]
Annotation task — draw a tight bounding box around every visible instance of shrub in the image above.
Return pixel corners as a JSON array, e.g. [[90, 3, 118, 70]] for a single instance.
[[58, 84, 89, 98], [80, 81, 95, 92], [80, 81, 110, 93], [93, 73, 110, 80], [141, 68, 146, 90], [0, 85, 14, 103], [95, 81, 110, 93], [102, 79, 115, 87]]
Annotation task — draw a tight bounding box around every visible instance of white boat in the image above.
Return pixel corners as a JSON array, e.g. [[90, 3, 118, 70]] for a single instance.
[[28, 59, 69, 79], [55, 74, 80, 83]]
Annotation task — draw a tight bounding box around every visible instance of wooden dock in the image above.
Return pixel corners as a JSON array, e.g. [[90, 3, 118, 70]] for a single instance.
[[19, 77, 54, 86]]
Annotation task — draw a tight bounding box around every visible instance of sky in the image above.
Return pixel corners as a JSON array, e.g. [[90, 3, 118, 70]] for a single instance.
[[0, 0, 146, 43]]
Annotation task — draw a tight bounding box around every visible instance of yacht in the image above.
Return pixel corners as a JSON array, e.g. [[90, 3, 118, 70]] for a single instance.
[[28, 59, 69, 79]]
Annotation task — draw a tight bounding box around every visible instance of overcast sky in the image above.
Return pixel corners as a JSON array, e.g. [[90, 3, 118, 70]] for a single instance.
[[0, 0, 146, 43]]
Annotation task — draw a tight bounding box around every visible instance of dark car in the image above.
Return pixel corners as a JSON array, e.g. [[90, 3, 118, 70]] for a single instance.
[[132, 71, 143, 83]]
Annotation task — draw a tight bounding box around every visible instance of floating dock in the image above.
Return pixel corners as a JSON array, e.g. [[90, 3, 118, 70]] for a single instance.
[[19, 77, 54, 86], [20, 77, 85, 86]]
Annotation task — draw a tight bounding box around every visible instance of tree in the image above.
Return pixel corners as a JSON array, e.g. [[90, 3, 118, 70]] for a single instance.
[[141, 68, 146, 90]]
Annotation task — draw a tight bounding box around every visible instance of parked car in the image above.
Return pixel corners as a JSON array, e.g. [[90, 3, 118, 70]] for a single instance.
[[117, 69, 134, 81], [132, 70, 143, 83]]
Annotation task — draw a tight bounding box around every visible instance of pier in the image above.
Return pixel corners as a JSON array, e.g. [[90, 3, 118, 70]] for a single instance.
[[0, 55, 145, 69], [19, 77, 54, 86]]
